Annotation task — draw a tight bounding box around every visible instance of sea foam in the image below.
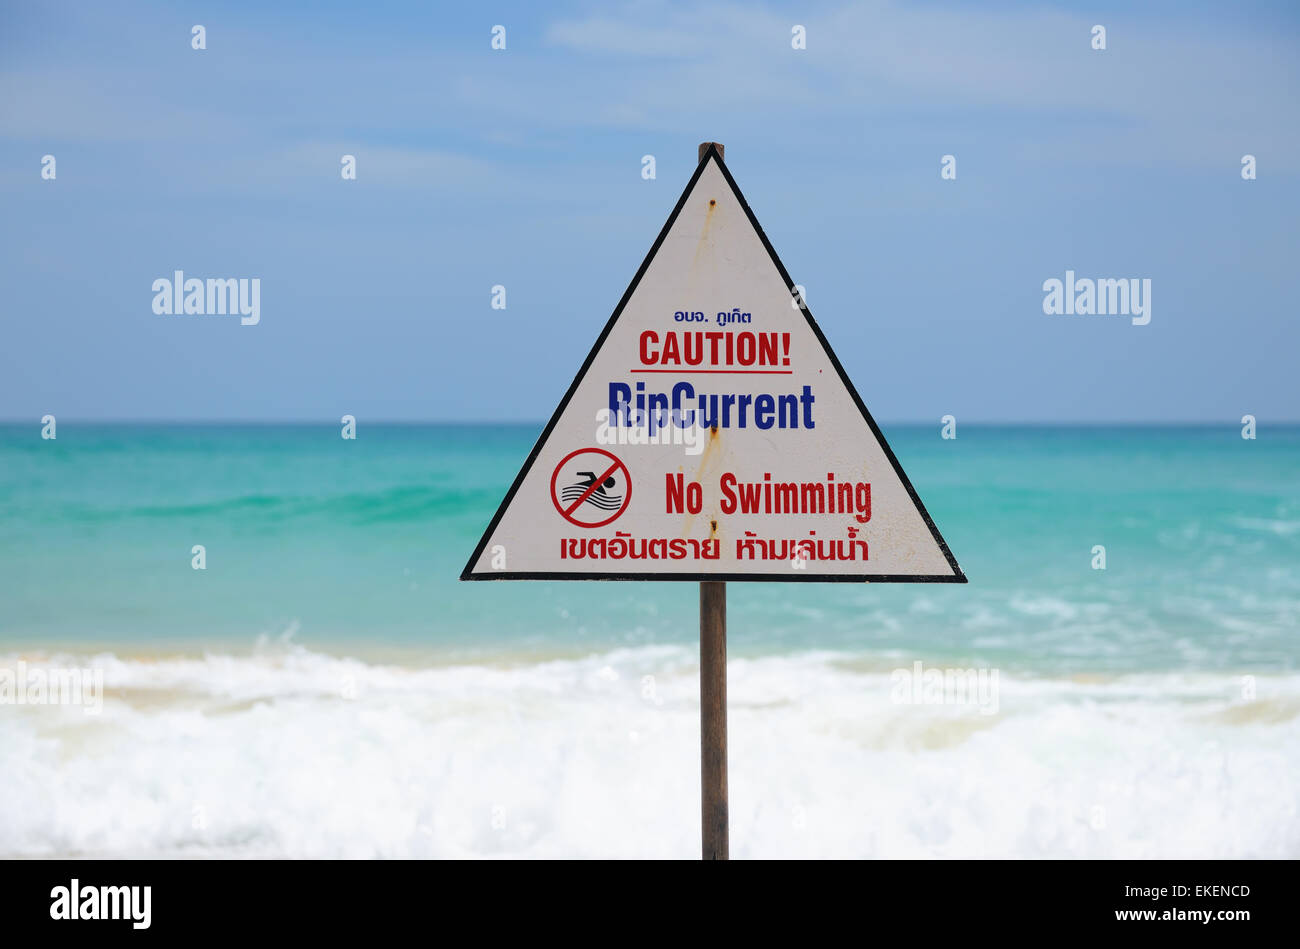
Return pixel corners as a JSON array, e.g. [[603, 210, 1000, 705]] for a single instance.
[[1, 645, 1296, 858]]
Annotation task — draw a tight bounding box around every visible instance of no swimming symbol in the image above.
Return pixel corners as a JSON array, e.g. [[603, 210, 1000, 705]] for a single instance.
[[550, 448, 632, 528]]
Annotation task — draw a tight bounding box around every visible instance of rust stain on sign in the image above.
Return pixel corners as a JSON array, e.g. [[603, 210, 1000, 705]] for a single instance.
[[692, 425, 730, 544], [693, 198, 719, 269]]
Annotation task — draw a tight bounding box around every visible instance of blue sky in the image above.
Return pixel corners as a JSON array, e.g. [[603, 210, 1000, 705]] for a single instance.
[[1, 0, 1297, 422]]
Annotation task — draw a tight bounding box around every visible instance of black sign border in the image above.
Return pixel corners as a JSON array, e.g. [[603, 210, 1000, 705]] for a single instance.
[[462, 144, 967, 583]]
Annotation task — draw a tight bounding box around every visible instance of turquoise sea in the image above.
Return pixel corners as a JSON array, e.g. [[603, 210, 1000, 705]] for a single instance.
[[1, 423, 1297, 857], [2, 423, 1296, 670]]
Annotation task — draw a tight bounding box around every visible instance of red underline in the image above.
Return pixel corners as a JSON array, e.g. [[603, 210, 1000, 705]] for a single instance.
[[630, 369, 793, 374]]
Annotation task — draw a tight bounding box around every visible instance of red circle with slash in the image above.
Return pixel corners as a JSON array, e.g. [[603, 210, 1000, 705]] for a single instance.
[[550, 448, 632, 528]]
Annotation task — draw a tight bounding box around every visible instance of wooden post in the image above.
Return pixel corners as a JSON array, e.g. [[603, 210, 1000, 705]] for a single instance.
[[700, 580, 728, 860], [698, 138, 729, 862]]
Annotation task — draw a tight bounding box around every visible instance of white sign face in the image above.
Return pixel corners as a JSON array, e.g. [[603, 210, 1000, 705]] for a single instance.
[[463, 146, 964, 582]]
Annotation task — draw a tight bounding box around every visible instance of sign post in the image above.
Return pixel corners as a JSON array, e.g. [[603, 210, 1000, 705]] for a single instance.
[[463, 139, 965, 859], [697, 141, 729, 861], [700, 577, 727, 859]]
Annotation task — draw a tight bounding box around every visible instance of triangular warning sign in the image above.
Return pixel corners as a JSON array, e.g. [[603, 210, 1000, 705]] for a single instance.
[[463, 145, 964, 582]]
